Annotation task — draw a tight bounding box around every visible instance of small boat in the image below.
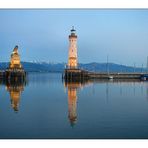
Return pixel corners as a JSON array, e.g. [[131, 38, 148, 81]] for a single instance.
[[108, 76, 113, 79], [140, 74, 148, 81]]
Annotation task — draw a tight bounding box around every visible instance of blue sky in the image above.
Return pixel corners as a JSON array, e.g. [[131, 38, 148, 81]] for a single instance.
[[0, 9, 148, 66]]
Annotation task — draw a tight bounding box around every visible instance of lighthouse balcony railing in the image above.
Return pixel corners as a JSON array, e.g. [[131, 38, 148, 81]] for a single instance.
[[65, 65, 80, 70]]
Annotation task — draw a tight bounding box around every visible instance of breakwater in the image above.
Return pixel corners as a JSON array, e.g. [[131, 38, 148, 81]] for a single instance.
[[64, 68, 148, 81]]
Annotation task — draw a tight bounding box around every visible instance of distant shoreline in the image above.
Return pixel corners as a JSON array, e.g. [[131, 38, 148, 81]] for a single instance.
[[0, 61, 147, 73]]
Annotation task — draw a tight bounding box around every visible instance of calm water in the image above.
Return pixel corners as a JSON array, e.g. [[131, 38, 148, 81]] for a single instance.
[[0, 73, 148, 139]]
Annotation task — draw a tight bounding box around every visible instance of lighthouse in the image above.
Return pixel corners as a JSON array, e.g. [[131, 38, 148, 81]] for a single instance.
[[68, 26, 78, 69], [64, 27, 87, 81]]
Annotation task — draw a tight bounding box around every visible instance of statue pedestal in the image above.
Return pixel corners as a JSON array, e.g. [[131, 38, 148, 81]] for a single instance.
[[5, 68, 26, 82]]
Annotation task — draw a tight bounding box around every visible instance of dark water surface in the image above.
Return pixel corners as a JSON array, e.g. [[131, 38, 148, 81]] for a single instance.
[[0, 73, 148, 139]]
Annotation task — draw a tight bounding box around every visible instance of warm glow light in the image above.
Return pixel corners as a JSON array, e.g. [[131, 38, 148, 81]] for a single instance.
[[68, 27, 78, 69], [9, 46, 22, 69]]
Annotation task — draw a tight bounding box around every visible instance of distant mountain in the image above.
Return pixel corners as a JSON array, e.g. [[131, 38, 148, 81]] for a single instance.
[[79, 62, 147, 73], [0, 61, 147, 73]]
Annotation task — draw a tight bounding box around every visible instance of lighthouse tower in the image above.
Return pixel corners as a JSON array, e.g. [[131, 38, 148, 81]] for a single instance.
[[68, 26, 78, 69]]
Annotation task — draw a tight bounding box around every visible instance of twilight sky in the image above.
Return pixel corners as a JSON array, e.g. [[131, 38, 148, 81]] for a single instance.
[[0, 9, 148, 66]]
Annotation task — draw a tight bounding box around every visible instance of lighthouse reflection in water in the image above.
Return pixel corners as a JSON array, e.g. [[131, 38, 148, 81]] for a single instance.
[[65, 82, 77, 126], [65, 82, 78, 126], [64, 80, 92, 127]]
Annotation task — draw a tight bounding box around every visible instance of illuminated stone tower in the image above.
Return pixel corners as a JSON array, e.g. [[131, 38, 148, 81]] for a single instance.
[[68, 26, 78, 69], [9, 45, 22, 69]]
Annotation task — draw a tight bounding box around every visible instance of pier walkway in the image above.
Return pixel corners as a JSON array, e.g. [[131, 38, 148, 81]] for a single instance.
[[64, 68, 148, 80]]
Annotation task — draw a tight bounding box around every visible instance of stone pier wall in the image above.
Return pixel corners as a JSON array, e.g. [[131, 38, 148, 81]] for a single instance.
[[64, 69, 145, 81]]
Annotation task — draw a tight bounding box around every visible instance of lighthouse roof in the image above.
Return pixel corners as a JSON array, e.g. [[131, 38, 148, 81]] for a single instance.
[[71, 28, 76, 32], [69, 26, 77, 38], [71, 26, 76, 32]]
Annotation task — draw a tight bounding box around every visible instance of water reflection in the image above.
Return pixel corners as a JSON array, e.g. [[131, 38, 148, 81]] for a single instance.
[[65, 82, 79, 126], [0, 73, 148, 138], [146, 83, 148, 100], [6, 81, 26, 112], [64, 79, 148, 127], [0, 78, 27, 112], [64, 80, 93, 126]]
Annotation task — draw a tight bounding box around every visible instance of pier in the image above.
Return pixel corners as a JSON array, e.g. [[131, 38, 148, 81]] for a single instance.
[[0, 70, 26, 82], [0, 71, 5, 79], [64, 68, 89, 81], [64, 27, 148, 82], [86, 71, 145, 79], [64, 68, 148, 81]]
